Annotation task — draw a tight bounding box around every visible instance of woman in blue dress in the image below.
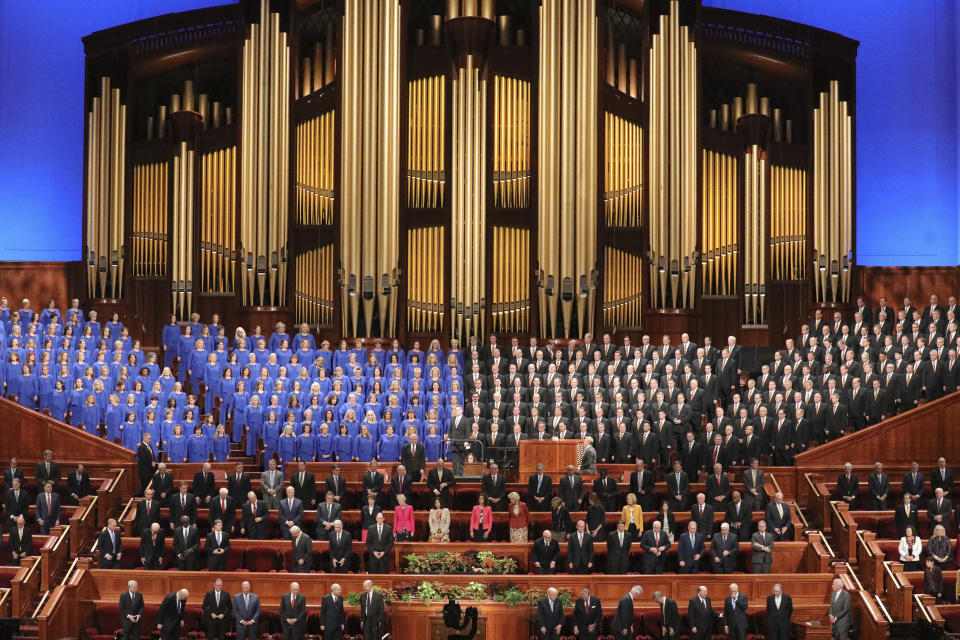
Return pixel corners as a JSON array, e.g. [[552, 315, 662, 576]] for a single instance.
[[141, 409, 161, 449], [352, 424, 376, 462], [200, 413, 218, 440], [380, 408, 398, 436], [180, 408, 198, 434], [262, 410, 282, 461], [341, 408, 360, 436], [80, 394, 102, 436], [160, 315, 180, 368], [424, 422, 444, 462], [243, 395, 265, 456], [160, 409, 177, 450], [277, 425, 297, 469], [282, 411, 301, 437], [119, 412, 141, 451], [167, 382, 186, 411], [212, 424, 231, 462], [377, 424, 401, 463], [14, 364, 38, 408], [187, 425, 211, 462], [44, 379, 69, 421], [423, 408, 444, 440], [296, 423, 317, 462], [360, 410, 381, 442], [231, 381, 250, 442], [217, 368, 237, 427], [167, 424, 188, 462], [316, 422, 335, 463], [334, 423, 355, 462]]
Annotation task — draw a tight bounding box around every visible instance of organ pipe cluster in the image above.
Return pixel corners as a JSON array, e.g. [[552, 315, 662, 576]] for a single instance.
[[170, 139, 196, 319], [407, 75, 446, 209], [131, 161, 168, 278], [491, 226, 531, 333], [143, 79, 233, 141], [240, 0, 291, 308], [406, 226, 445, 333], [538, 0, 598, 338], [770, 165, 806, 280], [813, 81, 853, 304], [340, 0, 401, 337], [295, 245, 334, 328], [742, 142, 766, 325], [199, 146, 237, 293], [299, 22, 335, 98], [450, 54, 488, 341], [602, 247, 642, 328], [701, 150, 738, 296], [296, 110, 335, 225], [492, 75, 531, 209], [85, 76, 127, 300], [648, 0, 698, 309], [605, 24, 639, 98], [603, 112, 642, 227]]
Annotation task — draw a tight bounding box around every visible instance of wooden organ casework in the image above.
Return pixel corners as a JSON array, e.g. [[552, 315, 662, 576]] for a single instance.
[[81, 0, 857, 347]]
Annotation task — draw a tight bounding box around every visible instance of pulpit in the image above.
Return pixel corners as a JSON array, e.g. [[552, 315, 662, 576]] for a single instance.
[[518, 440, 582, 476], [430, 611, 487, 640]]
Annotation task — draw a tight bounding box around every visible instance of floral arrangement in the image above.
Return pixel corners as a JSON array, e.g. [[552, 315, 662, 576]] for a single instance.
[[403, 550, 519, 575], [344, 582, 573, 608]]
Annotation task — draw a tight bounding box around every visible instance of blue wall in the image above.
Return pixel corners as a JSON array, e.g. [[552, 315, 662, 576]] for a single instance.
[[1, 1, 958, 264], [704, 0, 960, 265], [0, 0, 232, 261]]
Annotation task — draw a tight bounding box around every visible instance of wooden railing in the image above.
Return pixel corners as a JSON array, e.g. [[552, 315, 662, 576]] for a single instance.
[[11, 555, 41, 616], [69, 496, 98, 558], [0, 588, 10, 617], [883, 561, 913, 622], [856, 530, 885, 593], [40, 525, 70, 591], [801, 531, 834, 573], [97, 468, 129, 527], [35, 559, 84, 640], [829, 500, 857, 561]]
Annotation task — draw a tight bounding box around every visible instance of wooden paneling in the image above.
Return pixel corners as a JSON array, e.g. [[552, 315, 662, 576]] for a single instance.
[[856, 266, 960, 307], [0, 261, 81, 317]]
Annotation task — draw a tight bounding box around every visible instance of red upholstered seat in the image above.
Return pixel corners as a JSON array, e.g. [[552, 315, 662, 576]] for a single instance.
[[246, 545, 280, 572]]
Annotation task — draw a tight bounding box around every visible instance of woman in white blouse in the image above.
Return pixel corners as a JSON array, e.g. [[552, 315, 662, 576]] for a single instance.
[[899, 525, 922, 571]]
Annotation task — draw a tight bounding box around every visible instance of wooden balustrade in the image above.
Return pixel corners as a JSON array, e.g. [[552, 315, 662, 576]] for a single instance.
[[855, 530, 885, 593], [0, 588, 9, 617], [11, 555, 41, 617], [883, 561, 913, 622], [829, 501, 857, 561], [40, 525, 70, 591], [68, 496, 97, 559]]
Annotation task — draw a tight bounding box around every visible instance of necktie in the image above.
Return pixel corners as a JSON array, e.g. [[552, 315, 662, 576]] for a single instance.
[[216, 591, 220, 605], [700, 597, 704, 609], [619, 532, 623, 546], [46, 494, 51, 511], [182, 495, 186, 507], [216, 532, 221, 545], [368, 592, 372, 606], [222, 498, 226, 512], [288, 498, 293, 511], [291, 594, 295, 607]]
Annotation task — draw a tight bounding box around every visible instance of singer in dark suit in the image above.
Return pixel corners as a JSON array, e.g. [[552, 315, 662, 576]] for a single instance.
[[723, 586, 749, 640], [319, 585, 346, 640], [279, 584, 307, 640], [572, 589, 603, 640], [205, 520, 231, 572], [118, 581, 144, 640], [766, 585, 793, 640], [202, 579, 232, 640]]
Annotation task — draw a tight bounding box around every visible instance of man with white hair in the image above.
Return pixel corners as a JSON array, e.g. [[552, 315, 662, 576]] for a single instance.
[[612, 586, 642, 637], [329, 520, 353, 572], [723, 583, 749, 640], [202, 578, 231, 640], [573, 587, 602, 640], [829, 579, 850, 640], [118, 579, 143, 640], [156, 589, 189, 640], [360, 580, 386, 640], [710, 522, 738, 574], [280, 582, 306, 640], [233, 581, 260, 640], [290, 526, 313, 573], [320, 583, 345, 640], [537, 587, 565, 640], [687, 586, 713, 640], [579, 436, 597, 474]]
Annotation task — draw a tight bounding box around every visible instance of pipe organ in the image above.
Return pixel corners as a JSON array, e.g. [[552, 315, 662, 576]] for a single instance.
[[83, 0, 856, 345], [648, 0, 698, 310]]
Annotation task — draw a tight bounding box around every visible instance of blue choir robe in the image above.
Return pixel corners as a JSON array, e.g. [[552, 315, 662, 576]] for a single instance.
[[295, 433, 317, 461], [352, 435, 376, 462], [45, 389, 69, 421], [120, 421, 142, 451], [104, 406, 124, 440], [106, 321, 124, 340], [160, 420, 177, 449], [424, 434, 444, 462], [261, 420, 281, 457], [341, 419, 360, 437], [360, 420, 381, 441], [231, 391, 250, 441], [277, 435, 297, 466], [244, 406, 264, 456], [334, 434, 355, 462], [316, 433, 335, 462], [377, 434, 401, 462], [81, 404, 102, 436], [161, 324, 181, 367], [212, 434, 231, 462], [187, 434, 211, 463], [141, 419, 161, 449], [167, 436, 188, 462]]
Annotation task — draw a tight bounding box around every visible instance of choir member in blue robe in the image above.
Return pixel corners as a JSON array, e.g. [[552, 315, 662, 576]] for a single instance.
[[296, 423, 317, 461], [277, 426, 297, 468], [377, 425, 401, 462], [262, 411, 281, 461], [332, 340, 352, 373], [104, 395, 123, 440], [244, 396, 265, 456], [106, 313, 124, 340], [44, 379, 69, 421], [267, 322, 290, 352], [77, 394, 100, 436], [353, 424, 376, 462], [212, 425, 231, 462], [176, 326, 195, 381], [12, 364, 38, 408], [406, 341, 424, 367], [334, 424, 355, 462], [316, 423, 335, 462], [167, 425, 188, 462], [160, 315, 180, 368], [142, 410, 161, 448], [424, 423, 444, 462], [380, 408, 399, 435], [120, 413, 142, 451], [160, 410, 177, 450], [341, 409, 360, 437], [200, 414, 218, 440], [361, 411, 381, 441], [187, 425, 211, 463], [39, 300, 61, 327]]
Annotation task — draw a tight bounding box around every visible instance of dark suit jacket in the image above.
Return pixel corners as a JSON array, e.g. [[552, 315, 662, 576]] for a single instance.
[[3, 468, 24, 489], [36, 491, 60, 526], [152, 472, 175, 503], [205, 530, 231, 567], [400, 443, 426, 479], [537, 597, 565, 631], [208, 495, 236, 533], [764, 502, 791, 535], [119, 590, 144, 628], [660, 597, 681, 634], [366, 524, 394, 553], [328, 530, 353, 567], [173, 525, 200, 557], [156, 592, 185, 633], [903, 472, 926, 497], [139, 527, 165, 565], [573, 596, 602, 634], [527, 473, 554, 506], [9, 526, 32, 557], [557, 474, 585, 510], [35, 461, 61, 485], [928, 497, 953, 527], [389, 474, 414, 506], [687, 595, 713, 635], [202, 589, 232, 617], [837, 473, 860, 503], [766, 593, 793, 628], [639, 529, 670, 572], [227, 473, 252, 504], [606, 530, 632, 570], [566, 531, 594, 568], [426, 467, 456, 502], [4, 488, 29, 521], [612, 594, 634, 632], [279, 592, 306, 628], [66, 470, 90, 501], [191, 471, 217, 504], [868, 473, 890, 505], [481, 473, 507, 503], [931, 467, 955, 494], [96, 528, 122, 565], [136, 444, 156, 484], [531, 537, 560, 569], [170, 492, 198, 524], [292, 533, 313, 572], [359, 589, 385, 623], [894, 503, 919, 537], [678, 532, 705, 568], [690, 503, 715, 538], [291, 471, 317, 507], [319, 593, 345, 634], [724, 593, 749, 630], [240, 500, 268, 538], [705, 474, 731, 503], [711, 532, 738, 571]]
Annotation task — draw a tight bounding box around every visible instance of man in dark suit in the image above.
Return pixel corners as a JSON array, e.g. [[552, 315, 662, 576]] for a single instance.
[[558, 465, 585, 510], [280, 582, 306, 640], [96, 518, 123, 568], [426, 458, 456, 508], [227, 463, 252, 506], [868, 462, 890, 510], [173, 515, 200, 570], [690, 494, 715, 540], [36, 480, 61, 534], [329, 520, 353, 572], [139, 522, 165, 569], [931, 457, 955, 495], [290, 526, 313, 573], [573, 588, 603, 640], [233, 581, 260, 640], [903, 461, 926, 502], [170, 482, 197, 527], [133, 489, 160, 531], [315, 491, 342, 540], [5, 478, 30, 528], [537, 588, 565, 640], [360, 580, 386, 640], [640, 520, 670, 574], [35, 450, 61, 487], [836, 463, 859, 508], [152, 464, 174, 506], [725, 491, 750, 541], [829, 579, 851, 640], [119, 579, 144, 640], [678, 521, 705, 574], [361, 460, 384, 504], [290, 462, 317, 509], [3, 458, 25, 492], [155, 589, 188, 640], [670, 458, 693, 511], [687, 585, 714, 640], [527, 462, 554, 512], [766, 584, 793, 640], [928, 487, 954, 532], [192, 462, 217, 506], [202, 578, 232, 640], [209, 488, 236, 536], [593, 468, 621, 512], [531, 529, 561, 574], [482, 463, 508, 510], [240, 492, 268, 539], [401, 434, 427, 482], [654, 591, 681, 639], [894, 494, 919, 537], [751, 520, 775, 573], [389, 465, 414, 508], [612, 586, 642, 638], [629, 460, 655, 511], [764, 493, 792, 541], [723, 584, 749, 640], [320, 583, 346, 640], [66, 463, 91, 505], [705, 464, 731, 507], [366, 512, 394, 573], [278, 486, 304, 539], [710, 523, 738, 574], [136, 436, 157, 494], [606, 520, 632, 573], [567, 520, 594, 574], [205, 519, 231, 572]]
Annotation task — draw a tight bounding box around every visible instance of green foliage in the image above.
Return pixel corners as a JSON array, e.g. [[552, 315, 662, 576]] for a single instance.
[[403, 550, 519, 575], [344, 583, 565, 608]]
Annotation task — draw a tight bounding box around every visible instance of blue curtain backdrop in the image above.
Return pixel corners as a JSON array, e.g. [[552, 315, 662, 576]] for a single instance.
[[0, 0, 957, 264]]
